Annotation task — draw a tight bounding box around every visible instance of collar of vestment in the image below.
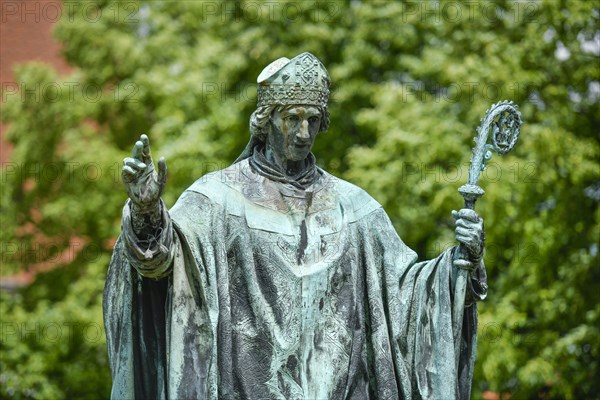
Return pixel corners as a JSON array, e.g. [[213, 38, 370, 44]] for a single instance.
[[184, 155, 381, 224], [248, 145, 322, 191]]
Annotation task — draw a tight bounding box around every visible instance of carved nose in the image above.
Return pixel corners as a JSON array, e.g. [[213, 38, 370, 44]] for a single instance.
[[297, 120, 310, 140]]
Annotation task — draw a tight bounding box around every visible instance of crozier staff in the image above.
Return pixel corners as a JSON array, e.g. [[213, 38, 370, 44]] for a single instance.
[[105, 52, 487, 399]]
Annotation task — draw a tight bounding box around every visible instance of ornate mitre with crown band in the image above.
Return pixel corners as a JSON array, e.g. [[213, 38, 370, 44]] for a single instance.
[[256, 52, 330, 108]]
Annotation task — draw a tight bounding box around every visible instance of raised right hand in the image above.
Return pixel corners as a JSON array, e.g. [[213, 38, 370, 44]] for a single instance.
[[122, 134, 167, 210]]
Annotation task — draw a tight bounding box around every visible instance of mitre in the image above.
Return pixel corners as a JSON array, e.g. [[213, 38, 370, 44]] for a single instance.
[[256, 52, 330, 108]]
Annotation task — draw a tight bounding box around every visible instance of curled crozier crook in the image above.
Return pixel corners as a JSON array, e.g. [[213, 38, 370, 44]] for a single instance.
[[459, 101, 522, 209]]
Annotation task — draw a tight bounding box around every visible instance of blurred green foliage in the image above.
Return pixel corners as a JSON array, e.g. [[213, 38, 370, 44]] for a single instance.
[[1, 0, 598, 398]]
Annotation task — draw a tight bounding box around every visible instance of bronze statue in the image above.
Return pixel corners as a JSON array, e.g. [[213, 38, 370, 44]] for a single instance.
[[104, 52, 488, 399]]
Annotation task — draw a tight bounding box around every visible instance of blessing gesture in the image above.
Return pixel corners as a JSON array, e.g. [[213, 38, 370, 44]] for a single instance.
[[122, 134, 167, 211]]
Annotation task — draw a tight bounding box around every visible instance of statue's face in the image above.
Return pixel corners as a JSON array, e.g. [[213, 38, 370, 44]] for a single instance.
[[268, 105, 322, 162]]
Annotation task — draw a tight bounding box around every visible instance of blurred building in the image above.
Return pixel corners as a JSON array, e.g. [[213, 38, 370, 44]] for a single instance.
[[1, 0, 71, 163]]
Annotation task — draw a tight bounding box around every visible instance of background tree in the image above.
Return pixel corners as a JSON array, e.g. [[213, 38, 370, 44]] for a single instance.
[[1, 1, 598, 398]]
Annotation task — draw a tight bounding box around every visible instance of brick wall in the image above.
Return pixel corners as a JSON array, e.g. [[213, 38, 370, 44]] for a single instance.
[[1, 0, 72, 163]]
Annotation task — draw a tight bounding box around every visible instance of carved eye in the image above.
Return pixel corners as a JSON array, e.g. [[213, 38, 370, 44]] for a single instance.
[[308, 116, 320, 124], [285, 115, 300, 123]]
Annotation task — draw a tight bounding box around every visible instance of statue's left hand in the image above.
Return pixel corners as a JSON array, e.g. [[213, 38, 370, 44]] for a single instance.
[[452, 209, 485, 263]]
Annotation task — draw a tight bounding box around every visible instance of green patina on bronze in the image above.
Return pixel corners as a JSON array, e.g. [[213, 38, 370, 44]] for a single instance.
[[105, 52, 495, 399]]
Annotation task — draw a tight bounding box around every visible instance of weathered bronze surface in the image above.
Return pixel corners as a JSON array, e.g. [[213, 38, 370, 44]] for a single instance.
[[105, 52, 489, 399]]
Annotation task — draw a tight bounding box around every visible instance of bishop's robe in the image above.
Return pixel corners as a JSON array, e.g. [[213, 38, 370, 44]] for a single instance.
[[104, 149, 487, 399]]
